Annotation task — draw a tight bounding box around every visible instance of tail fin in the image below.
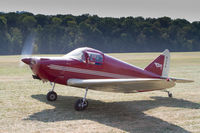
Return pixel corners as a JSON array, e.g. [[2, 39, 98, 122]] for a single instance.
[[145, 49, 170, 77]]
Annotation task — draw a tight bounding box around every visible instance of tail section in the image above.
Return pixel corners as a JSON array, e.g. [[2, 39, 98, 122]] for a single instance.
[[145, 49, 170, 78]]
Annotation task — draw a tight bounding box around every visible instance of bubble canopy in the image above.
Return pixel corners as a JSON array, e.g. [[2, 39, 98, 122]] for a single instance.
[[63, 47, 104, 64]]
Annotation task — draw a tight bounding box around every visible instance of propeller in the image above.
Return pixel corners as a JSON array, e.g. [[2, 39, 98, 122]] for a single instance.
[[20, 34, 35, 66]]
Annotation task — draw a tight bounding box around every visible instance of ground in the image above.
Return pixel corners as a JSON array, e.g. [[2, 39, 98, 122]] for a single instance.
[[0, 52, 200, 133]]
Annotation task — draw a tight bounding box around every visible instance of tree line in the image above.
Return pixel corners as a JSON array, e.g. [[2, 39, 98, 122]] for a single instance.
[[0, 12, 200, 55]]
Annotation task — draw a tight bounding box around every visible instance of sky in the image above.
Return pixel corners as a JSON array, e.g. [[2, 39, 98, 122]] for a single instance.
[[0, 0, 200, 22]]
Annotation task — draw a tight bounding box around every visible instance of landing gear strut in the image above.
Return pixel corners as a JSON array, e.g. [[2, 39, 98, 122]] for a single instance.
[[74, 87, 89, 111], [164, 90, 173, 98], [47, 82, 57, 101]]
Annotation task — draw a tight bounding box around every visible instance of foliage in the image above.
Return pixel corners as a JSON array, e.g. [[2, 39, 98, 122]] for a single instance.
[[0, 12, 200, 55]]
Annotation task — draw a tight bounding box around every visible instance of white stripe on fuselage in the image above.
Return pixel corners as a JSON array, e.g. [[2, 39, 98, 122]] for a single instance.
[[48, 64, 134, 79]]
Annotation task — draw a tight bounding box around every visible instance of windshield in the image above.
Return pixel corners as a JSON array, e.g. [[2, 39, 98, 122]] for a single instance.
[[64, 48, 84, 61]]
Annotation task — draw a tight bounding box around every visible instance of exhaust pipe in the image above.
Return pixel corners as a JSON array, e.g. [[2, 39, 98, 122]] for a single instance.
[[32, 75, 41, 80]]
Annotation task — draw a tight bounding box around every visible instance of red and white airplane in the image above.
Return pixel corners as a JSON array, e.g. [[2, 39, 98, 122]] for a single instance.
[[21, 47, 193, 111]]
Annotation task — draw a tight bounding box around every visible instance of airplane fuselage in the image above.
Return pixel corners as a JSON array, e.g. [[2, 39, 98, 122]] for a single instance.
[[28, 48, 160, 86]]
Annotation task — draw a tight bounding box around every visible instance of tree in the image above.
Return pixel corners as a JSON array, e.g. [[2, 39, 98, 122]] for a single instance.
[[52, 17, 62, 25], [0, 16, 7, 30], [22, 16, 37, 27], [0, 12, 200, 55], [9, 27, 23, 54]]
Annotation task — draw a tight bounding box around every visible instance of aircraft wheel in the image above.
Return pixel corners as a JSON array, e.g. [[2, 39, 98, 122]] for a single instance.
[[47, 91, 57, 101], [168, 93, 172, 98], [74, 99, 88, 111]]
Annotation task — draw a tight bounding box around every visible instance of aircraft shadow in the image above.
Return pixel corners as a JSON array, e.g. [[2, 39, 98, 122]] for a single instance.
[[25, 94, 200, 133]]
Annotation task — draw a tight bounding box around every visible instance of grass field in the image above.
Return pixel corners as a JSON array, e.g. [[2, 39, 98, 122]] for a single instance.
[[0, 52, 200, 133]]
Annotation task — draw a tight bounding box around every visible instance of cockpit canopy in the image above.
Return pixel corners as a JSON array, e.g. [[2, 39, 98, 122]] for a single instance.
[[64, 47, 104, 65]]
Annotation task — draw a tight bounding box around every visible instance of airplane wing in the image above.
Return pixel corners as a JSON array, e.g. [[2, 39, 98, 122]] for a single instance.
[[67, 78, 176, 93]]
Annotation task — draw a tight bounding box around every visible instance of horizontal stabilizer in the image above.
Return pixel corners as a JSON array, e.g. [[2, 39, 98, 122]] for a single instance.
[[170, 78, 194, 83]]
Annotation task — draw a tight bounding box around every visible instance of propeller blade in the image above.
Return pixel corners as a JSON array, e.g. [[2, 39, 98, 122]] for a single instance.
[[20, 34, 35, 66]]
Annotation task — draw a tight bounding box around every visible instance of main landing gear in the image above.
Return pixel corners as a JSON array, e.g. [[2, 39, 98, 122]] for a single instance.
[[47, 82, 57, 101], [168, 91, 173, 98], [74, 87, 89, 111], [46, 83, 89, 111]]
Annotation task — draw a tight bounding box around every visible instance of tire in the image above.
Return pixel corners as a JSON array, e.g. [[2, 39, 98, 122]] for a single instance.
[[47, 91, 57, 101], [74, 99, 88, 111], [168, 93, 172, 98]]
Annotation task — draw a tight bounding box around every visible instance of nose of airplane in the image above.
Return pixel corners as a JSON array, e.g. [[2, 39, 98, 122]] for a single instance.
[[21, 57, 31, 65]]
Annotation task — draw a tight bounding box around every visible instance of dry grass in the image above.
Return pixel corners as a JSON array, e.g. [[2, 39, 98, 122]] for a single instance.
[[0, 52, 200, 133]]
